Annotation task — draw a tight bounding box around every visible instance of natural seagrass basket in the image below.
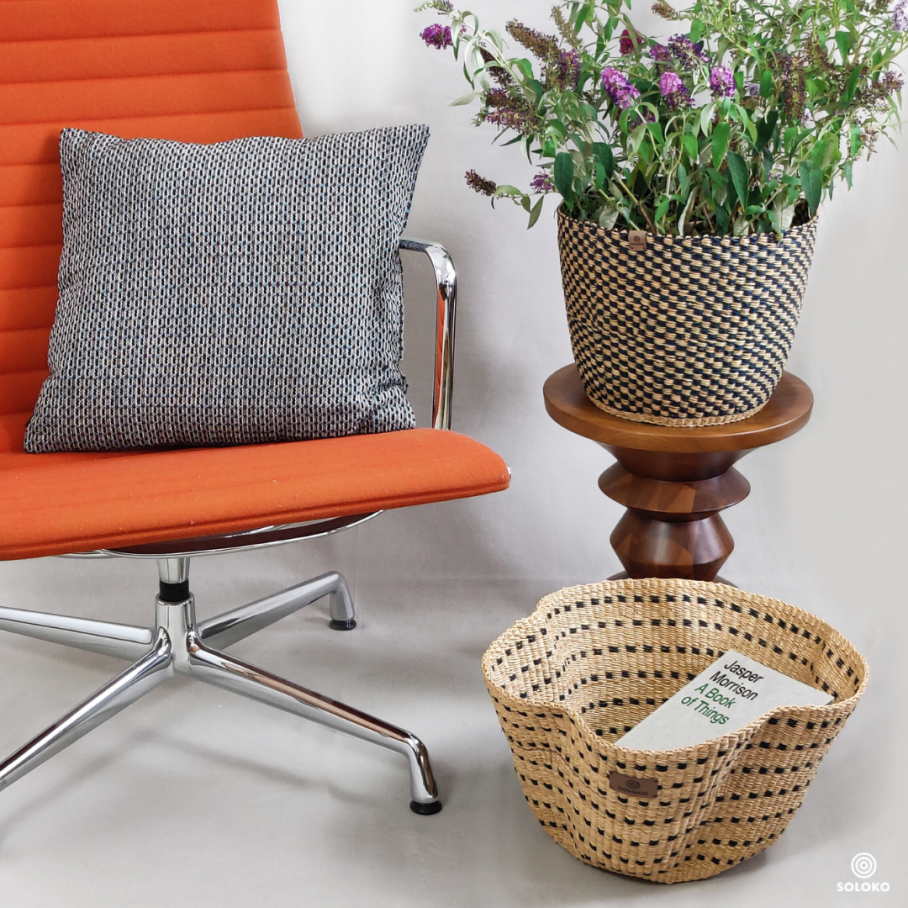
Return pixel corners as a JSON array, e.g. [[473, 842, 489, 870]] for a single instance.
[[481, 578, 867, 884], [557, 211, 818, 427]]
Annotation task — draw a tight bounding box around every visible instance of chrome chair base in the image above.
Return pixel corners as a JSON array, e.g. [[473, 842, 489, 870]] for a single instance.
[[0, 558, 441, 815]]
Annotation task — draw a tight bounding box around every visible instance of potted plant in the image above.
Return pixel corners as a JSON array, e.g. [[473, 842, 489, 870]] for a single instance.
[[417, 0, 907, 426]]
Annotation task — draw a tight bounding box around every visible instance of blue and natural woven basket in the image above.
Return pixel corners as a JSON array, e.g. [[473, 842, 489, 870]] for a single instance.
[[482, 579, 866, 883], [557, 211, 818, 426]]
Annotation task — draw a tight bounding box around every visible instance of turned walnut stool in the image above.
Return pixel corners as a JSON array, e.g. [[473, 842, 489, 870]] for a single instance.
[[543, 365, 813, 581]]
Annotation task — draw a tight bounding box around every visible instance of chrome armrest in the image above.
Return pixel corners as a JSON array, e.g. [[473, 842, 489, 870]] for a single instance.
[[398, 238, 456, 431]]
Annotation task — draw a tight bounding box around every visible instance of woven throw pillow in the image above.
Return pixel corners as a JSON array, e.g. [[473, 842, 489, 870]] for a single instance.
[[24, 125, 429, 452]]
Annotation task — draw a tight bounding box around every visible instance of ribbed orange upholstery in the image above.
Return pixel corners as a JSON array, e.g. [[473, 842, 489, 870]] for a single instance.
[[0, 0, 302, 416], [0, 415, 509, 559], [0, 0, 510, 559]]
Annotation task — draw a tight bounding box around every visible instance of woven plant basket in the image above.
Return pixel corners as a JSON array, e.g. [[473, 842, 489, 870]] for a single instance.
[[482, 578, 867, 884], [557, 211, 818, 427]]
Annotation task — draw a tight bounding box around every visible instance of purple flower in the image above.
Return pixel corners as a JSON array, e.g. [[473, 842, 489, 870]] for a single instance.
[[530, 172, 554, 193], [659, 71, 693, 110], [421, 24, 452, 50], [649, 43, 671, 62], [601, 67, 641, 109], [550, 49, 581, 90], [619, 29, 637, 56], [881, 69, 906, 93], [710, 66, 735, 99], [465, 170, 497, 197], [893, 0, 908, 33], [659, 71, 684, 95], [744, 81, 761, 99], [668, 34, 709, 69]]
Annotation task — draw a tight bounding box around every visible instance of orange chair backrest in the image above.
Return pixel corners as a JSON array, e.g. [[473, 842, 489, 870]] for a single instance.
[[0, 0, 302, 426]]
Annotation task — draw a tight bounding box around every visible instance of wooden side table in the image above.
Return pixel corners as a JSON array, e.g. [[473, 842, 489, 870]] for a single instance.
[[543, 365, 813, 581]]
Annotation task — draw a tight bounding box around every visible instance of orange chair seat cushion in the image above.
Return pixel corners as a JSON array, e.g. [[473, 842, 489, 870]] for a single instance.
[[0, 419, 510, 559]]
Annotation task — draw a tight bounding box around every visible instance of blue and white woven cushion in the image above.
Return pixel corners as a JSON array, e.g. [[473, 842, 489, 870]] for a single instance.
[[24, 125, 429, 452]]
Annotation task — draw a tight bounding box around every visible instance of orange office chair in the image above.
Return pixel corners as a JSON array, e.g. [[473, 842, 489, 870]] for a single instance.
[[0, 0, 509, 815]]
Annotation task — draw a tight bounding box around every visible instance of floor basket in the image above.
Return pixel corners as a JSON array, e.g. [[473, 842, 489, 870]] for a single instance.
[[557, 211, 818, 427], [481, 578, 867, 883]]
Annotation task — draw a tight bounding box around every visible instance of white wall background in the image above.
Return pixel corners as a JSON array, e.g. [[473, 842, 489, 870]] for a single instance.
[[1, 2, 905, 904], [279, 0, 908, 897]]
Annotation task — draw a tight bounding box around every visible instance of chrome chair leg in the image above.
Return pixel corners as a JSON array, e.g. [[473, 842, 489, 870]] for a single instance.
[[0, 629, 172, 793], [0, 605, 154, 661], [0, 565, 440, 814], [198, 571, 356, 648], [186, 638, 441, 813]]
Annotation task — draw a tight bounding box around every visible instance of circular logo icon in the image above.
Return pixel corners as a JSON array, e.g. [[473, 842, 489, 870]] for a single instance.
[[625, 779, 640, 790], [851, 853, 877, 879]]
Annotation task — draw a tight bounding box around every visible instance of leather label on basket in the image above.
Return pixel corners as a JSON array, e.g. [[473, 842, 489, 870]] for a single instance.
[[608, 771, 658, 799], [628, 230, 647, 252]]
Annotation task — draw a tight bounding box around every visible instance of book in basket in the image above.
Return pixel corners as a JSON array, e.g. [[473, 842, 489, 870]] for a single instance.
[[616, 649, 833, 751]]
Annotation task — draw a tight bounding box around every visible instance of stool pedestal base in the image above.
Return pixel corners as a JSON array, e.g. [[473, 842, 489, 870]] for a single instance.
[[543, 366, 813, 582]]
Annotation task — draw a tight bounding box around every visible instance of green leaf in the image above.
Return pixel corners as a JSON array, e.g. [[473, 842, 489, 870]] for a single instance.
[[655, 198, 671, 222], [712, 122, 730, 169], [639, 139, 653, 164], [548, 119, 567, 141], [727, 152, 750, 210], [834, 31, 852, 61], [760, 69, 774, 99], [527, 79, 545, 103], [646, 121, 664, 146], [735, 105, 758, 144], [683, 134, 699, 161], [629, 123, 647, 155], [597, 205, 620, 230], [843, 67, 861, 106], [690, 20, 706, 44], [592, 142, 615, 181], [527, 196, 544, 229], [700, 102, 716, 137], [449, 91, 480, 107], [678, 188, 696, 236], [799, 161, 822, 216], [850, 124, 862, 157], [593, 161, 606, 190], [554, 152, 575, 200], [808, 137, 830, 171], [755, 111, 778, 153], [715, 205, 729, 234], [678, 161, 690, 196], [514, 58, 534, 81], [844, 160, 853, 189]]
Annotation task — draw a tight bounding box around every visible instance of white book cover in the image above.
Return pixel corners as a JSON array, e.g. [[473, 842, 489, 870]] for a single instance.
[[615, 649, 833, 752]]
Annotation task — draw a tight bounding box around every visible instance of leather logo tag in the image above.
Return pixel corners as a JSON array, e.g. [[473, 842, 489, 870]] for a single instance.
[[628, 230, 647, 252], [608, 771, 658, 798]]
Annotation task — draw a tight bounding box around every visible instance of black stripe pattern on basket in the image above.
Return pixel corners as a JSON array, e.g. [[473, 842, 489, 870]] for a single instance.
[[557, 212, 818, 427], [24, 125, 429, 452]]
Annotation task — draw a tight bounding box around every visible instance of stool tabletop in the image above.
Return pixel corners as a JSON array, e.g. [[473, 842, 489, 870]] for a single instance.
[[543, 365, 813, 454]]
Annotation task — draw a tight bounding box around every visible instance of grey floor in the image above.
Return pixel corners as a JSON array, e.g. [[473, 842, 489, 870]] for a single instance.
[[0, 523, 902, 908]]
